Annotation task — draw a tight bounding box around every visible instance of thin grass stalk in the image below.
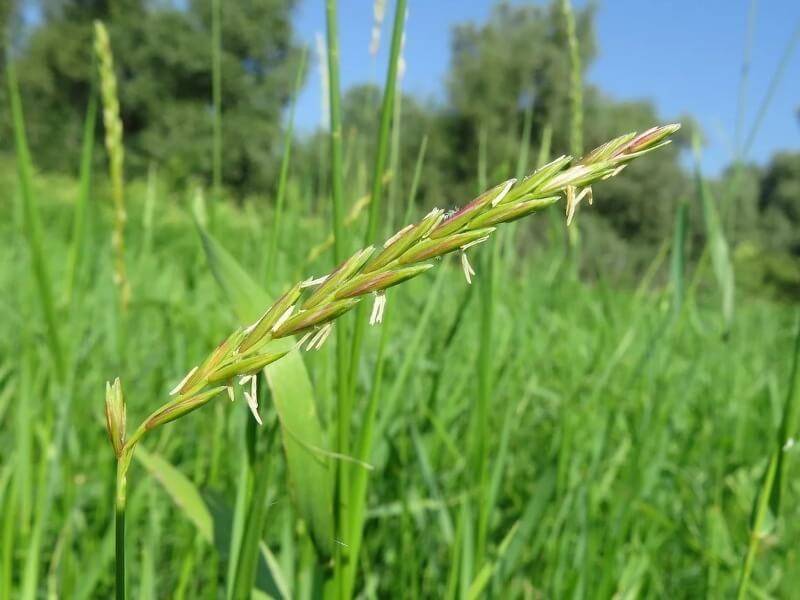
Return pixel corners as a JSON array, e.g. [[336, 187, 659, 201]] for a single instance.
[[734, 0, 757, 156], [561, 0, 583, 157], [501, 102, 536, 270], [323, 2, 354, 593], [211, 0, 222, 229], [561, 0, 583, 269], [693, 135, 735, 332], [325, 1, 346, 266], [265, 46, 307, 279], [537, 124, 553, 169], [343, 136, 426, 597], [742, 20, 800, 156], [6, 52, 65, 379], [347, 0, 408, 392], [342, 302, 391, 598], [386, 74, 403, 232], [64, 90, 98, 308], [772, 313, 800, 514], [670, 199, 688, 319], [473, 124, 493, 569], [516, 102, 534, 181], [142, 164, 157, 256], [231, 420, 276, 599], [341, 1, 407, 593], [94, 21, 130, 311], [115, 460, 127, 600]]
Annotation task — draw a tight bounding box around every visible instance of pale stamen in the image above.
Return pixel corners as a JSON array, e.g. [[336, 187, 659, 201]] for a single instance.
[[384, 223, 414, 248], [460, 251, 476, 284], [296, 330, 315, 350], [169, 366, 198, 396], [461, 236, 491, 251], [271, 305, 295, 332], [369, 292, 387, 326], [491, 178, 517, 207], [240, 374, 262, 426], [300, 274, 328, 289], [307, 323, 333, 351]]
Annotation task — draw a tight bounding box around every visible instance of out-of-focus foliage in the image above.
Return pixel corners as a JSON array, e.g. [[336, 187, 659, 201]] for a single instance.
[[447, 0, 594, 173], [1, 0, 304, 193], [759, 151, 800, 256], [582, 94, 694, 246]]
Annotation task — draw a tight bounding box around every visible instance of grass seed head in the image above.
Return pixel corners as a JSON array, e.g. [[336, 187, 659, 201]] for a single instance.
[[104, 377, 126, 457], [106, 124, 681, 451]]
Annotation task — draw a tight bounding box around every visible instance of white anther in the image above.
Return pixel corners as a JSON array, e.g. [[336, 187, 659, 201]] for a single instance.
[[460, 251, 476, 285], [369, 292, 387, 326]]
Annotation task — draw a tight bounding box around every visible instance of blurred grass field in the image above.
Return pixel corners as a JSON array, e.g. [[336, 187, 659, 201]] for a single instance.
[[2, 1, 800, 598]]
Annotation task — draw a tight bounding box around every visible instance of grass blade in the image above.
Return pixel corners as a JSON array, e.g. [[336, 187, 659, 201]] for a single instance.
[[265, 46, 307, 279], [671, 198, 688, 317], [211, 0, 222, 229], [561, 0, 583, 157], [64, 90, 98, 308], [136, 447, 213, 543], [345, 0, 409, 392], [736, 318, 799, 598], [770, 314, 800, 515], [693, 135, 735, 332], [6, 52, 65, 378]]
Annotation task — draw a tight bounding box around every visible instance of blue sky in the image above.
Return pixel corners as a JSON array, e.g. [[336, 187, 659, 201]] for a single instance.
[[293, 0, 800, 175]]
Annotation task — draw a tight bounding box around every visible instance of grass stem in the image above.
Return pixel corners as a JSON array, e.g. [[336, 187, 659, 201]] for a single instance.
[[115, 459, 127, 600]]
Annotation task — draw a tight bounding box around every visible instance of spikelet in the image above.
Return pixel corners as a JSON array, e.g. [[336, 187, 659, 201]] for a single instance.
[[94, 21, 130, 311]]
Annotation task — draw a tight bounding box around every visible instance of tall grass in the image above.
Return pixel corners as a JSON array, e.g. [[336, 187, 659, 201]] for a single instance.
[[211, 0, 222, 229], [6, 54, 65, 379]]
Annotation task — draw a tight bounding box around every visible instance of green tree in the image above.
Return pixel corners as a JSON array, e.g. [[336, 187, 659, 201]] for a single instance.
[[446, 0, 596, 183], [4, 0, 303, 193], [340, 84, 451, 212], [444, 0, 692, 250], [759, 151, 800, 256], [582, 92, 693, 246]]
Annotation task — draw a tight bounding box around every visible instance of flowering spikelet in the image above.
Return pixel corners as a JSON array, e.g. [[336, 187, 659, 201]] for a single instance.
[[106, 124, 679, 441]]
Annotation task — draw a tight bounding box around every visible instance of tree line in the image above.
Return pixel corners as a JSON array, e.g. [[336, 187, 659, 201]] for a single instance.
[[2, 0, 798, 293]]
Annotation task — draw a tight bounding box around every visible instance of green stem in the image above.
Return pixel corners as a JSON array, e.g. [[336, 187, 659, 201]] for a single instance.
[[473, 126, 492, 569], [64, 89, 98, 308], [115, 458, 128, 600], [324, 1, 352, 593], [347, 0, 408, 396], [211, 0, 222, 229], [736, 452, 778, 600], [265, 46, 307, 279]]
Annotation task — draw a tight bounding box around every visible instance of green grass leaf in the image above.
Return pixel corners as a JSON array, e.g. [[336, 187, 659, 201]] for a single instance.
[[196, 223, 335, 558], [136, 447, 213, 543], [671, 199, 688, 318], [694, 135, 735, 331]]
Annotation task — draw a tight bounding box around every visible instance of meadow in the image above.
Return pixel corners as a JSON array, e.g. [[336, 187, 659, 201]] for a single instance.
[[1, 1, 799, 599]]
